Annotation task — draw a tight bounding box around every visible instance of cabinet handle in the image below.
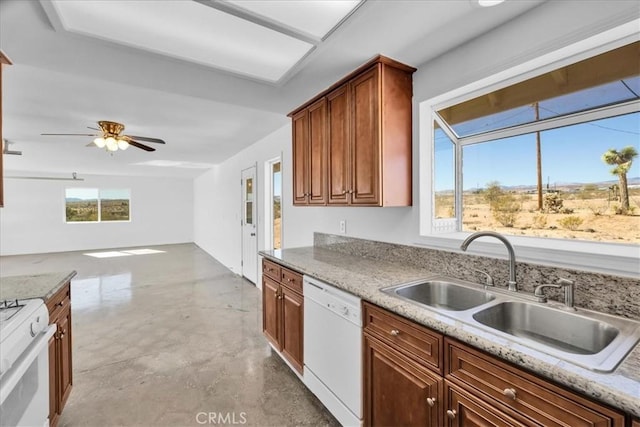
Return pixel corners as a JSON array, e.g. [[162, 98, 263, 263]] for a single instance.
[[503, 388, 517, 400], [287, 278, 292, 282], [390, 329, 400, 336], [446, 410, 456, 420], [57, 300, 64, 307], [426, 397, 436, 407]]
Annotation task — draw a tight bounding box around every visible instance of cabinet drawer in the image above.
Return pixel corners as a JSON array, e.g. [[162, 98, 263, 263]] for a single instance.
[[363, 302, 443, 374], [281, 268, 303, 294], [445, 339, 625, 427], [46, 282, 71, 322], [262, 259, 282, 282]]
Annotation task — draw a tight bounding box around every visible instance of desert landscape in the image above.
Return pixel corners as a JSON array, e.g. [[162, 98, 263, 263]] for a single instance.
[[66, 199, 130, 222], [436, 183, 640, 244]]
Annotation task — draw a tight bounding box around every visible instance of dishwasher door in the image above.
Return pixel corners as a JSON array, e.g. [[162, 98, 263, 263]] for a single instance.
[[303, 276, 362, 424]]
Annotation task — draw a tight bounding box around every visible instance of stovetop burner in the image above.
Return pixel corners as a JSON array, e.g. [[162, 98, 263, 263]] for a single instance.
[[0, 299, 26, 323]]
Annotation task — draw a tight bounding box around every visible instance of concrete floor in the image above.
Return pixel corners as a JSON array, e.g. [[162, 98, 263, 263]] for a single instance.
[[0, 244, 339, 427]]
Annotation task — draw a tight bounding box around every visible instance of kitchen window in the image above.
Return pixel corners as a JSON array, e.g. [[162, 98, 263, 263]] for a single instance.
[[65, 188, 131, 223], [419, 29, 639, 276]]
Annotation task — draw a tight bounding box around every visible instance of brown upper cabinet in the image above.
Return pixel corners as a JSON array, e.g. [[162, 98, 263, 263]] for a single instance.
[[289, 55, 416, 207], [0, 50, 12, 208]]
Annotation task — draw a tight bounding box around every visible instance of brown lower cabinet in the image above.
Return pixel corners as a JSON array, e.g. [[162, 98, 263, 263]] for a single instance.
[[46, 281, 73, 427], [261, 259, 304, 374], [363, 302, 627, 427]]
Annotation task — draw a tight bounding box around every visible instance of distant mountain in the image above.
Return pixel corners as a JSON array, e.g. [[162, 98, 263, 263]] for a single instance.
[[465, 177, 640, 192], [65, 198, 97, 202]]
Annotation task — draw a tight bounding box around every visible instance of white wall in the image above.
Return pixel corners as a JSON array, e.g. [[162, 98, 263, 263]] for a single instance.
[[0, 174, 193, 255], [193, 1, 639, 273]]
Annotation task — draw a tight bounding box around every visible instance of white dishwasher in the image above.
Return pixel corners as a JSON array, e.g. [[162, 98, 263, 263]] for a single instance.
[[303, 276, 362, 427]]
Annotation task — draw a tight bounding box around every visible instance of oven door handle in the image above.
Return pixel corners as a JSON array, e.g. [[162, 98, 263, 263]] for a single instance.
[[0, 324, 56, 406]]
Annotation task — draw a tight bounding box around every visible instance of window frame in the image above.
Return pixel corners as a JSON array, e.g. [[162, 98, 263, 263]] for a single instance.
[[64, 187, 132, 224], [418, 21, 640, 278]]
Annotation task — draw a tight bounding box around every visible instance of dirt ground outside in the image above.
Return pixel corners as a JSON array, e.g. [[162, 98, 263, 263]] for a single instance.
[[436, 188, 640, 244]]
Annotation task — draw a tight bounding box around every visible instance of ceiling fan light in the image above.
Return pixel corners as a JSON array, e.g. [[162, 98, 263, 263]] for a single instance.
[[105, 137, 118, 151], [478, 0, 506, 6], [117, 139, 129, 150], [94, 137, 106, 148]]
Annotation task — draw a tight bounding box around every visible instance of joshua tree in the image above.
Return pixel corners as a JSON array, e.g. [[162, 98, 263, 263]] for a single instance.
[[602, 146, 638, 212]]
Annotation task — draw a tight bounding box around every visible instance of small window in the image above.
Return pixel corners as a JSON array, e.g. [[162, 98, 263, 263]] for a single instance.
[[65, 188, 131, 223]]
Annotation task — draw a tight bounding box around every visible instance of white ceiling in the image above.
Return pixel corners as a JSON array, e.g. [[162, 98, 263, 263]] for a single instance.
[[0, 0, 546, 178]]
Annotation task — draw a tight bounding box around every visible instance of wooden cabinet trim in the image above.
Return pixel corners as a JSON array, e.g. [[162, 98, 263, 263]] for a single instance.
[[445, 338, 625, 427], [261, 259, 304, 373], [444, 381, 527, 427], [288, 55, 416, 117], [280, 286, 304, 374], [280, 267, 303, 294], [363, 301, 443, 374], [47, 281, 72, 427], [363, 333, 442, 427], [262, 259, 282, 282]]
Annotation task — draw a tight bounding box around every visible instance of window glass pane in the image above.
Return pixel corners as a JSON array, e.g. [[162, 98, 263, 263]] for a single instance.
[[272, 162, 282, 250], [462, 112, 640, 243], [65, 188, 99, 222], [451, 77, 639, 138], [245, 178, 253, 225], [100, 189, 131, 221], [434, 123, 455, 219]]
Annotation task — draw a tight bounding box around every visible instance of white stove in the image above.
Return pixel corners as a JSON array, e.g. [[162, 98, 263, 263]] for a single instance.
[[0, 297, 56, 427]]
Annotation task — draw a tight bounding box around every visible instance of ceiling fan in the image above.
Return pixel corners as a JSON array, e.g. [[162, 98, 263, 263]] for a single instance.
[[41, 120, 165, 152]]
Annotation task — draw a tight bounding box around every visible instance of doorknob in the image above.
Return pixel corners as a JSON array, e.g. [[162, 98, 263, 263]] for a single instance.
[[250, 233, 256, 236]]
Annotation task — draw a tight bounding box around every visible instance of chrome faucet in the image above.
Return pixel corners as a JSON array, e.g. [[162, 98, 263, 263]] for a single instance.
[[461, 231, 517, 292], [534, 278, 575, 309]]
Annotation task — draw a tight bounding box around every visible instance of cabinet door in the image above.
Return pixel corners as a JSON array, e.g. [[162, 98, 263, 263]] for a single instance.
[[327, 85, 350, 204], [350, 65, 380, 206], [363, 334, 442, 427], [262, 277, 280, 348], [280, 286, 304, 373], [444, 382, 526, 427], [58, 304, 73, 410], [48, 334, 59, 427], [307, 98, 327, 205], [292, 109, 309, 205]]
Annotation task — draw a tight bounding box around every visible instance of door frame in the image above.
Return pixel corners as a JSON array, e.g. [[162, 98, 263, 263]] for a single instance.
[[241, 164, 258, 284], [264, 155, 283, 253]]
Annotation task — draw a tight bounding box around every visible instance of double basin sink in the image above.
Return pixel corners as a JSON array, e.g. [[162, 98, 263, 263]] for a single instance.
[[382, 277, 640, 372]]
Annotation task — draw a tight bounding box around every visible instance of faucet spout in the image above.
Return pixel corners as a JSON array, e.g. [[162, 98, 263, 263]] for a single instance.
[[460, 231, 517, 292]]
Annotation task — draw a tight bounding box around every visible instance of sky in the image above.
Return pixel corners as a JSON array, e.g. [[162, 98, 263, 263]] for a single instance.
[[435, 111, 640, 191], [66, 188, 130, 200]]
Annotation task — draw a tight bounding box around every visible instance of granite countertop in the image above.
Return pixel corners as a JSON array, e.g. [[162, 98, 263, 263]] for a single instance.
[[0, 271, 77, 302], [261, 247, 640, 418]]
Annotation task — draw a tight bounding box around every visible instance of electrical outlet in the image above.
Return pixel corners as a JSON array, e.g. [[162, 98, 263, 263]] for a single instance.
[[339, 220, 346, 234]]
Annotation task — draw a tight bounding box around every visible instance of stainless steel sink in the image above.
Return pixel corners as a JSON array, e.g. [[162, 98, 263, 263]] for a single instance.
[[381, 276, 640, 372], [472, 301, 618, 355], [383, 278, 495, 311]]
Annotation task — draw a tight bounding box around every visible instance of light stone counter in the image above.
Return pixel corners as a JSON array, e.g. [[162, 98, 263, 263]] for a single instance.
[[261, 247, 640, 418], [0, 271, 77, 302]]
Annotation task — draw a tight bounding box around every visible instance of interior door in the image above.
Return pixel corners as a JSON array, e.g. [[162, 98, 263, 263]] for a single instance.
[[241, 166, 257, 284]]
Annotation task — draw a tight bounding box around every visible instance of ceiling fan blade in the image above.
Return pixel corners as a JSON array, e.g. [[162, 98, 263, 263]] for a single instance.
[[86, 142, 96, 147], [87, 126, 100, 131], [125, 135, 165, 144], [127, 140, 155, 152], [41, 133, 98, 136]]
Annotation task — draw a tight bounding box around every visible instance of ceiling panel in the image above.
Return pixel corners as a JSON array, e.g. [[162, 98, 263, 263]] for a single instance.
[[225, 0, 363, 39], [49, 0, 314, 82]]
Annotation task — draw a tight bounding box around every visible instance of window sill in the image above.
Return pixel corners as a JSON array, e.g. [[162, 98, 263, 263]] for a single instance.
[[414, 232, 639, 279]]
